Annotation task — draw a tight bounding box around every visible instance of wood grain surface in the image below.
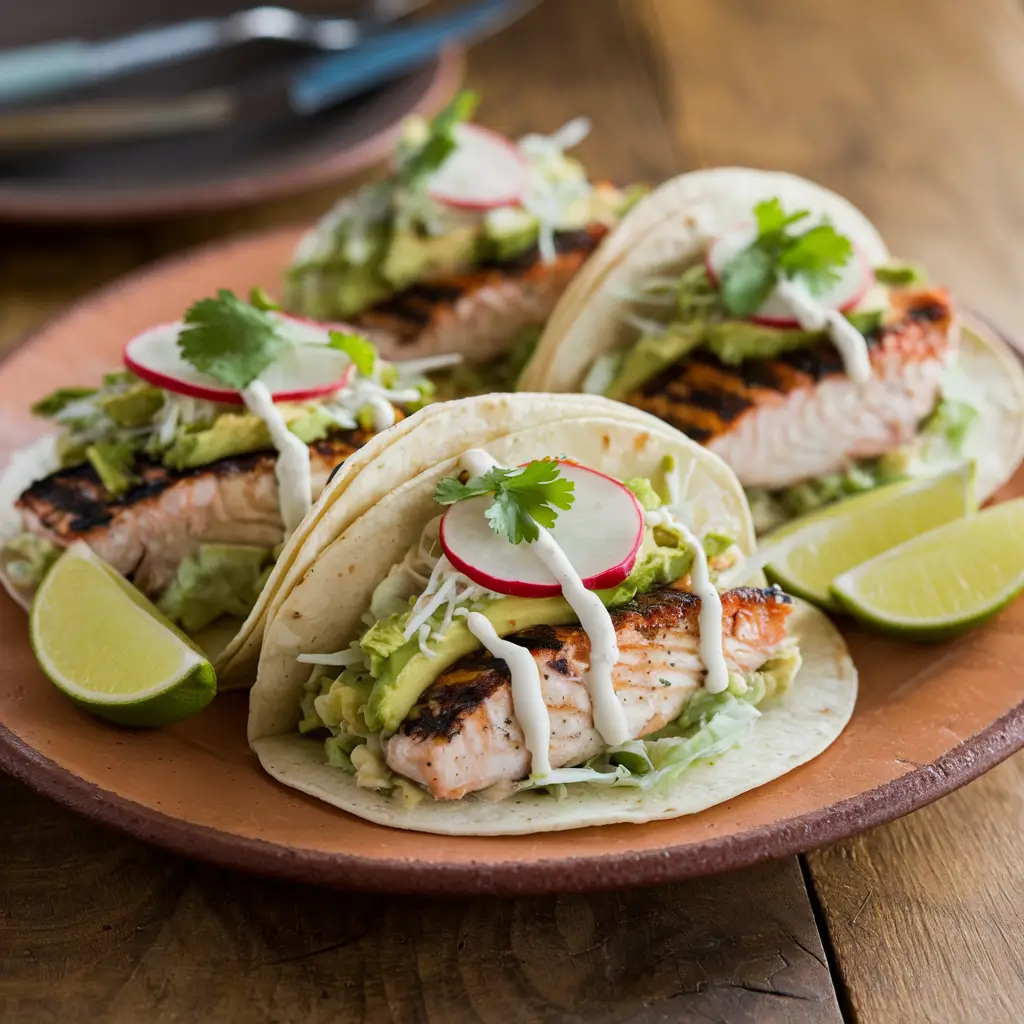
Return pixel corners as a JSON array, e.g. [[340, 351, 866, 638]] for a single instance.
[[1, 0, 1023, 1021]]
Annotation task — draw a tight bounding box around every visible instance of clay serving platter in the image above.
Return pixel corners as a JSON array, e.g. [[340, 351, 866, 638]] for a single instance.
[[0, 229, 1022, 895]]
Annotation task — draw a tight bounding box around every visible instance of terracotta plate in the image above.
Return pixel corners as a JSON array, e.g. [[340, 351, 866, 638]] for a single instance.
[[0, 1, 461, 222], [1, 231, 1022, 895]]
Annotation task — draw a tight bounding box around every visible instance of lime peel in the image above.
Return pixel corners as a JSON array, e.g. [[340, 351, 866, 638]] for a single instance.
[[764, 464, 975, 610], [30, 543, 216, 727], [831, 497, 1024, 641]]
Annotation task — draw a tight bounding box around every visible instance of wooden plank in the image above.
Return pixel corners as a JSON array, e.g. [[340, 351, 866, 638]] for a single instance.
[[0, 775, 841, 1023], [637, 0, 1024, 1018], [809, 756, 1024, 1023], [637, 0, 1024, 340]]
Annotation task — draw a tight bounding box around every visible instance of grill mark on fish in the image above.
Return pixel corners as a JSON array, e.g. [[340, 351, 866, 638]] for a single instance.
[[351, 223, 608, 362], [624, 287, 954, 488], [397, 586, 789, 744], [16, 425, 381, 597], [387, 585, 793, 799]]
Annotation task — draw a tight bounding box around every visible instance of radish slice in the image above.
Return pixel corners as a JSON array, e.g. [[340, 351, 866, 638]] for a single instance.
[[123, 317, 356, 405], [706, 222, 872, 327], [440, 461, 645, 598], [427, 123, 528, 211]]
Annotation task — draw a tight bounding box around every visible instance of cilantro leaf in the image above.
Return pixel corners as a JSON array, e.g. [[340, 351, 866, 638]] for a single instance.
[[328, 330, 378, 378], [179, 289, 291, 390], [778, 223, 854, 294], [718, 197, 854, 316], [753, 197, 809, 237], [398, 89, 479, 187], [433, 459, 575, 545], [719, 245, 776, 319]]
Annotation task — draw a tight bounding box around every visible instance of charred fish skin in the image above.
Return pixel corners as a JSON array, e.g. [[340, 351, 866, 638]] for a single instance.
[[622, 288, 953, 486], [15, 427, 378, 595], [386, 586, 793, 800], [351, 225, 608, 361]]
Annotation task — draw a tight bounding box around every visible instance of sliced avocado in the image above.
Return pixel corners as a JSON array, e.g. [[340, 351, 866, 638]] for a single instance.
[[380, 224, 479, 290], [99, 384, 164, 428], [365, 595, 577, 734], [86, 440, 138, 497], [606, 324, 705, 399], [704, 321, 822, 365], [161, 407, 331, 471], [163, 413, 272, 470]]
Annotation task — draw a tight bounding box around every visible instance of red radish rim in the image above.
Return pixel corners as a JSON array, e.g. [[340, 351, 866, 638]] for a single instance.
[[705, 236, 873, 328], [438, 460, 646, 599], [123, 318, 357, 406], [426, 123, 528, 212]]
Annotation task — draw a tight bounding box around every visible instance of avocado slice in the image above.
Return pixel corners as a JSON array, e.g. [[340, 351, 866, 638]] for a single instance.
[[365, 595, 578, 734]]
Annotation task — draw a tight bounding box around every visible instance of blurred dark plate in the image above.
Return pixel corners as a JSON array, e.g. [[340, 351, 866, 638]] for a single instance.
[[0, 1, 462, 221]]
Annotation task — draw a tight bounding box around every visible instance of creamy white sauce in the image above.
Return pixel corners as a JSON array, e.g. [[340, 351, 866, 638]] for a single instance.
[[465, 611, 553, 777], [241, 381, 311, 537], [456, 449, 630, 770], [529, 527, 630, 746], [776, 279, 871, 384], [674, 519, 728, 694]]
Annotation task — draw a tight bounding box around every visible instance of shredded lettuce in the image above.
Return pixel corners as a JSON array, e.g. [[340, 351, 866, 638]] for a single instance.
[[1, 533, 62, 589], [157, 544, 274, 633]]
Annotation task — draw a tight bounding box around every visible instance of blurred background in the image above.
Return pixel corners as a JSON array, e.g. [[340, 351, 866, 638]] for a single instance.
[[1, 0, 1022, 348]]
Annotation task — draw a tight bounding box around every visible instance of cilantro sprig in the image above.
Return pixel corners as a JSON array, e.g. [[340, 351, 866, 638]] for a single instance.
[[179, 289, 291, 391], [434, 459, 576, 544], [178, 289, 380, 391], [719, 197, 854, 318], [397, 89, 479, 188]]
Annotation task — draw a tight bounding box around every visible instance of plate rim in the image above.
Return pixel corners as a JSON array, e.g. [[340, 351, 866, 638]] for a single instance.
[[2, 230, 1023, 895], [0, 49, 463, 223], [1, 701, 1021, 895]]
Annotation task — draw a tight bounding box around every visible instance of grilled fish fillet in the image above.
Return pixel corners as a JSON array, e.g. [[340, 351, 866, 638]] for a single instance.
[[353, 226, 607, 364], [15, 429, 377, 598], [624, 288, 955, 490], [386, 586, 793, 800]]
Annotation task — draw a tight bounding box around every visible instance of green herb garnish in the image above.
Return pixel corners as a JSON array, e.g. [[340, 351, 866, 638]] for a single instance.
[[328, 330, 379, 378], [720, 197, 854, 318], [397, 89, 479, 188], [179, 289, 291, 390], [31, 387, 98, 418], [434, 459, 576, 544]]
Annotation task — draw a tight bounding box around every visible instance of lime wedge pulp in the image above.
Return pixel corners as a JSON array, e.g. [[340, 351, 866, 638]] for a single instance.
[[831, 498, 1024, 640], [764, 464, 975, 610], [30, 543, 216, 727]]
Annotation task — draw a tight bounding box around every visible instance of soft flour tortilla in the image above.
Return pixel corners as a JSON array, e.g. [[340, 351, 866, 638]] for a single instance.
[[949, 317, 1024, 503], [519, 167, 890, 393], [248, 399, 856, 834], [250, 407, 754, 740], [253, 600, 854, 836]]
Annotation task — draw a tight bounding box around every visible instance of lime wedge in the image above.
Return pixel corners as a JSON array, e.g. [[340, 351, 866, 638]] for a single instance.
[[832, 498, 1024, 640], [764, 464, 975, 609], [30, 543, 216, 727]]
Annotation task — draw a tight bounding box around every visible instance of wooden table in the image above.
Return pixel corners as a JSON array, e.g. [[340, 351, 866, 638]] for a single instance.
[[2, 2, 1023, 1020]]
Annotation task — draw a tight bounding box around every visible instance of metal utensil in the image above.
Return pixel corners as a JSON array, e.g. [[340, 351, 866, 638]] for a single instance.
[[0, 0, 535, 152], [0, 1, 428, 107]]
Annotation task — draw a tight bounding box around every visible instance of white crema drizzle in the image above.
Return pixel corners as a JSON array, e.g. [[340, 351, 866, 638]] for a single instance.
[[458, 449, 630, 777]]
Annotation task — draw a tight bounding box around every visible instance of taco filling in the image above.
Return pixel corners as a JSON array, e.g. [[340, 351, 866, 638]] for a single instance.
[[558, 185, 980, 532], [1, 290, 432, 636], [285, 90, 643, 389], [294, 452, 802, 803]]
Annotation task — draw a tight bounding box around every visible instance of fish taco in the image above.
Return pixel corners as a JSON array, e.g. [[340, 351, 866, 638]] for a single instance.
[[519, 168, 1024, 533], [249, 394, 856, 835], [285, 91, 645, 396], [0, 289, 441, 685]]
